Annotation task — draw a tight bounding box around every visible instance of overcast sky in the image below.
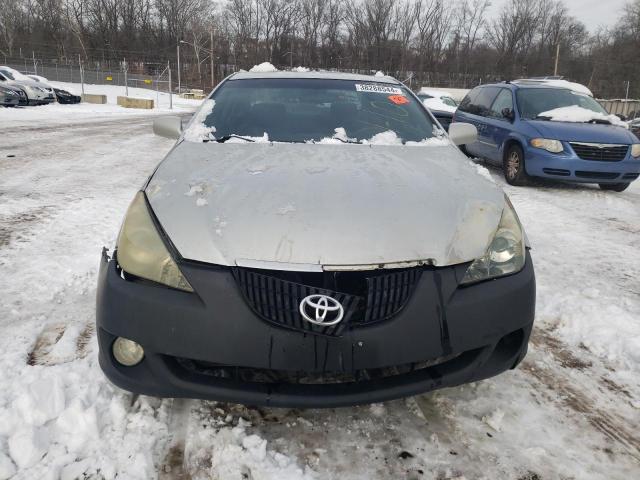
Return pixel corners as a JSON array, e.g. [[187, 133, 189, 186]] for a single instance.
[[487, 0, 628, 31]]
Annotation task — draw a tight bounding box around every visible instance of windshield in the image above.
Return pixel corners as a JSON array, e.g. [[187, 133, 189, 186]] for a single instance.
[[203, 78, 437, 143], [440, 96, 458, 107], [517, 88, 607, 120]]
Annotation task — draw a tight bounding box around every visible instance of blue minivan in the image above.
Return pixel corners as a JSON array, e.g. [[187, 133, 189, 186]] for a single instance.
[[453, 82, 640, 192]]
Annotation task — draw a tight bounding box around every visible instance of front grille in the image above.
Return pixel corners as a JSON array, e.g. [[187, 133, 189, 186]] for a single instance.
[[570, 143, 628, 162], [233, 267, 422, 336], [575, 171, 620, 179]]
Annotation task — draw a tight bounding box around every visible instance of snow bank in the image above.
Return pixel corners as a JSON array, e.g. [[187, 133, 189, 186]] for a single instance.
[[250, 62, 278, 73], [374, 71, 385, 77], [293, 66, 310, 72], [538, 105, 627, 127], [183, 99, 216, 142]]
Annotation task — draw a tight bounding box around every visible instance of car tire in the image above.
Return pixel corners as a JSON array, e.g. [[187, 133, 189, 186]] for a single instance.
[[503, 144, 529, 186], [598, 183, 630, 192]]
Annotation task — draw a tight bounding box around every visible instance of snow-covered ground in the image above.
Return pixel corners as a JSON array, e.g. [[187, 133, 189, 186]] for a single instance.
[[1, 98, 639, 479], [2, 81, 201, 128]]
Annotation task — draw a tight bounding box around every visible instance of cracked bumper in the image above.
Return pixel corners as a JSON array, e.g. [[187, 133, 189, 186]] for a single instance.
[[96, 249, 536, 408]]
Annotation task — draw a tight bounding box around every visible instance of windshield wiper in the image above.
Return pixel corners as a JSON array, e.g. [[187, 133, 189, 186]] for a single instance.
[[534, 115, 551, 120], [211, 135, 256, 143]]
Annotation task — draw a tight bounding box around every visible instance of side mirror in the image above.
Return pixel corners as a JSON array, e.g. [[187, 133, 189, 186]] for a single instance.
[[502, 108, 515, 121], [153, 116, 182, 139], [448, 122, 478, 146]]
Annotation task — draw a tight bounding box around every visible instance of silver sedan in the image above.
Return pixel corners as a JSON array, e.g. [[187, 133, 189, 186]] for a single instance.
[[96, 71, 536, 408]]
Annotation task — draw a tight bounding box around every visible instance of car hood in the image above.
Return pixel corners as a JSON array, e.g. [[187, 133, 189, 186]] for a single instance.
[[146, 142, 505, 270], [525, 119, 636, 143]]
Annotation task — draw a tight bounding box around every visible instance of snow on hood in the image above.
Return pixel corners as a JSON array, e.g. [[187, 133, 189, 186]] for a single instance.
[[422, 97, 457, 113], [146, 142, 504, 269], [250, 62, 278, 73], [183, 99, 216, 142], [538, 106, 628, 128]]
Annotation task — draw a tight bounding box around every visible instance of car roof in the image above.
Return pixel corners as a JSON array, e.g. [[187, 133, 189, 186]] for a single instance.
[[229, 70, 401, 85], [477, 82, 574, 93]]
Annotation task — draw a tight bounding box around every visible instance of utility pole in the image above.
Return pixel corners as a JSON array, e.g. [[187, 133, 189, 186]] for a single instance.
[[123, 58, 128, 97], [168, 60, 173, 110], [553, 43, 560, 76], [79, 54, 85, 96], [210, 28, 215, 89], [625, 80, 630, 101], [32, 51, 37, 75], [177, 43, 181, 95]]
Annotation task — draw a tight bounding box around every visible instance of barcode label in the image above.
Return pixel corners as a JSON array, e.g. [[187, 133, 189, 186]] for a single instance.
[[355, 84, 404, 95]]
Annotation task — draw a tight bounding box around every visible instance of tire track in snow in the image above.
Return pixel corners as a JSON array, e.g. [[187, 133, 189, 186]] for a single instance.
[[159, 398, 194, 480], [26, 322, 67, 365], [525, 330, 640, 462]]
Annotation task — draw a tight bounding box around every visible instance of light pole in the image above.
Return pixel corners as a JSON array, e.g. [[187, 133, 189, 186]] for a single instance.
[[181, 40, 217, 90], [282, 51, 293, 69], [177, 43, 182, 94]]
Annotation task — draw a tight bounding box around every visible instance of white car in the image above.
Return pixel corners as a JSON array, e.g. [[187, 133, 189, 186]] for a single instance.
[[417, 88, 459, 114], [0, 66, 55, 105]]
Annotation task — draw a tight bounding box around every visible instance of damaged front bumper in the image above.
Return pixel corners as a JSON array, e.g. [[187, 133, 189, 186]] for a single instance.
[[96, 249, 536, 408]]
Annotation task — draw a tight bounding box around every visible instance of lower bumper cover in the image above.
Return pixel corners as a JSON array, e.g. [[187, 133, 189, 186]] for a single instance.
[[97, 250, 536, 408], [524, 146, 640, 184]]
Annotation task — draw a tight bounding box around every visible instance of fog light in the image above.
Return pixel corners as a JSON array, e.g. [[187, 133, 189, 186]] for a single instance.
[[112, 337, 144, 366]]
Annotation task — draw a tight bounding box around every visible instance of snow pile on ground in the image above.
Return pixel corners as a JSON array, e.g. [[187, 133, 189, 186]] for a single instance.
[[423, 97, 457, 113], [538, 105, 627, 127], [191, 418, 317, 479], [374, 71, 385, 77], [250, 62, 278, 73], [183, 99, 216, 142], [293, 66, 311, 73]]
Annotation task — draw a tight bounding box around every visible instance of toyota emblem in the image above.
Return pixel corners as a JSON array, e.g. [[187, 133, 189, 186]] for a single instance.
[[299, 294, 344, 326]]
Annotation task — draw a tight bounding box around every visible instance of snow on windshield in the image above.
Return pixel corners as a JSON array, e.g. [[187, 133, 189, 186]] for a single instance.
[[311, 128, 449, 146], [183, 99, 216, 142], [249, 62, 278, 73], [538, 105, 627, 127]]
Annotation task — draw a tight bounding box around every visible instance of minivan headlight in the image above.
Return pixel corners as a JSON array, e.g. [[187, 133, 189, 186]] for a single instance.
[[631, 144, 640, 158], [461, 196, 526, 285], [116, 192, 193, 292], [531, 138, 563, 153]]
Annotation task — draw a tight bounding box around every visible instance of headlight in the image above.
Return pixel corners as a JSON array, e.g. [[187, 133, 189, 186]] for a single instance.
[[117, 192, 193, 292], [531, 138, 563, 153], [631, 144, 640, 158], [461, 196, 526, 285]]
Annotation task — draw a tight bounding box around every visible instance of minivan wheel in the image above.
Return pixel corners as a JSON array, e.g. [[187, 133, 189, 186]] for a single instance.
[[503, 144, 529, 186], [598, 183, 630, 192]]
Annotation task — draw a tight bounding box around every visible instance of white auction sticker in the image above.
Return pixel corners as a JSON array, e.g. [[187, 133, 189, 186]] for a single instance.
[[355, 84, 404, 95]]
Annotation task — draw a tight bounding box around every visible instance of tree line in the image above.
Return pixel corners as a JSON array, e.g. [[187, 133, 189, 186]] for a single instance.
[[0, 0, 639, 98]]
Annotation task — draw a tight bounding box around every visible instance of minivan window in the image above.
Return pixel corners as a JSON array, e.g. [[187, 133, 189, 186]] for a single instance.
[[517, 88, 608, 120], [490, 89, 514, 118], [205, 78, 438, 143], [459, 87, 500, 117]]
